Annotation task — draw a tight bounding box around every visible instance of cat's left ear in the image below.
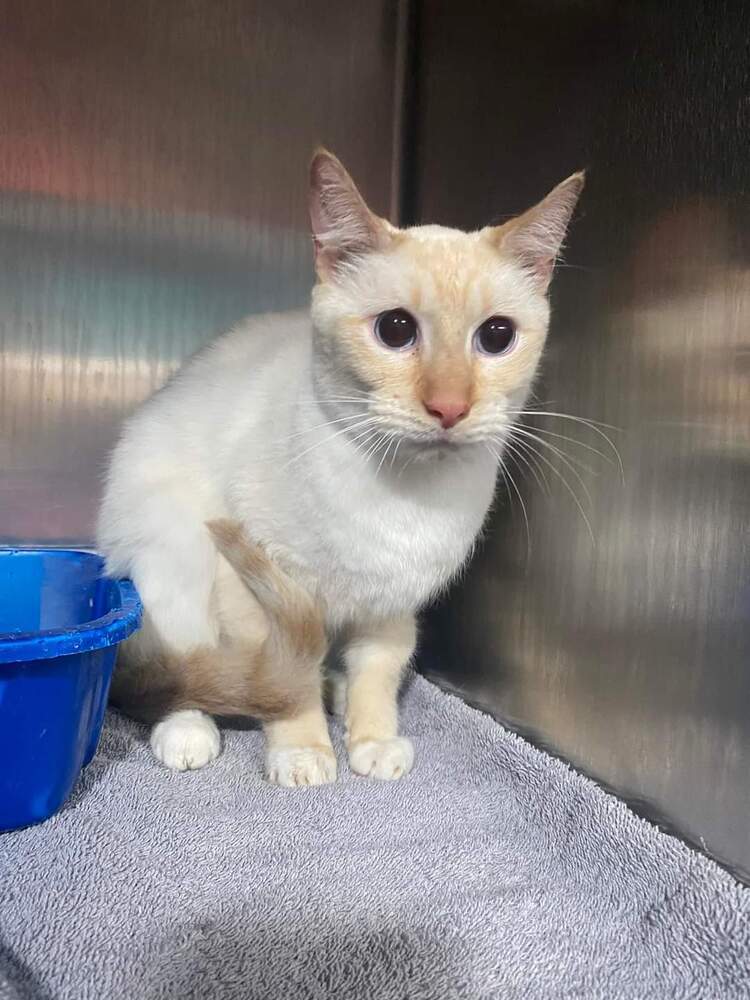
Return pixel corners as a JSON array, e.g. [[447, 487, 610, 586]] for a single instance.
[[309, 148, 393, 280], [485, 172, 585, 291]]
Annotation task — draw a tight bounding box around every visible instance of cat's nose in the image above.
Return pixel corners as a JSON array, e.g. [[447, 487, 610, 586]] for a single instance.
[[423, 397, 471, 429]]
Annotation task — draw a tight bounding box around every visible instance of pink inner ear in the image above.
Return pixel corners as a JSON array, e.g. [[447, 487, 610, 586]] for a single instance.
[[507, 232, 559, 289], [492, 172, 584, 290], [536, 256, 555, 283], [308, 151, 391, 279]]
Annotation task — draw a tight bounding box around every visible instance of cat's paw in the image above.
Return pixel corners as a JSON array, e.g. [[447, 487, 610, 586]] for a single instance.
[[266, 745, 337, 787], [349, 737, 414, 780], [150, 710, 221, 771]]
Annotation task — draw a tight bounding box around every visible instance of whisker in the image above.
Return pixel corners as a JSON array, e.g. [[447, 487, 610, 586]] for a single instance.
[[373, 435, 396, 468], [375, 434, 398, 476], [513, 424, 616, 468], [347, 429, 384, 471], [397, 448, 421, 479], [348, 426, 381, 453], [282, 411, 374, 444], [509, 408, 625, 482], [509, 427, 595, 503], [292, 392, 372, 408], [502, 437, 550, 497], [486, 442, 531, 562], [511, 439, 555, 496], [504, 436, 595, 545], [507, 438, 554, 496], [283, 415, 379, 470], [362, 431, 389, 465], [510, 408, 621, 432], [304, 397, 371, 404], [510, 424, 594, 479]]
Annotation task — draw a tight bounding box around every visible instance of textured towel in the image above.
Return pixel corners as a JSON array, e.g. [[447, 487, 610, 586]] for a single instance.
[[1, 675, 748, 999]]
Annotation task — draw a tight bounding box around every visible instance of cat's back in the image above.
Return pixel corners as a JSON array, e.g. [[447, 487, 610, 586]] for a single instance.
[[119, 310, 310, 449], [194, 309, 311, 376], [101, 311, 310, 516], [154, 309, 309, 413]]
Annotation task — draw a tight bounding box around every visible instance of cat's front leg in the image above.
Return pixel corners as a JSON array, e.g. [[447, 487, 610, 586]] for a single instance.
[[264, 693, 337, 788], [343, 615, 416, 780]]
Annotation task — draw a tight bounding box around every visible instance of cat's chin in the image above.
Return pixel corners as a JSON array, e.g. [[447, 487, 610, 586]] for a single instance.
[[389, 433, 484, 466]]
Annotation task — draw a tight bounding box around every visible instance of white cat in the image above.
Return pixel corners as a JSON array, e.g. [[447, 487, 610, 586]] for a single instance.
[[98, 150, 583, 786]]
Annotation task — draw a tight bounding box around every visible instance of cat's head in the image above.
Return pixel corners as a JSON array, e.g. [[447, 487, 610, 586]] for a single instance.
[[309, 149, 583, 458]]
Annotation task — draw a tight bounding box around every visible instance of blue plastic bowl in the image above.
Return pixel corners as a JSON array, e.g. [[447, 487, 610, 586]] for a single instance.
[[0, 548, 141, 832]]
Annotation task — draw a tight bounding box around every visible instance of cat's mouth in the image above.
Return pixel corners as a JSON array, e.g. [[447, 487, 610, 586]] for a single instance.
[[414, 435, 461, 451], [364, 406, 505, 458], [371, 420, 509, 464], [379, 425, 471, 455]]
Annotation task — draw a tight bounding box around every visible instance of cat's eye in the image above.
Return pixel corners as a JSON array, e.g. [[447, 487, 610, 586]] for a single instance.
[[374, 309, 419, 351], [474, 316, 516, 356]]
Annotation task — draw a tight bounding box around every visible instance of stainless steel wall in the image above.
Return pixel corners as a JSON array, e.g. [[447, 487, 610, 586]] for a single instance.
[[417, 1, 750, 878], [3, 0, 748, 878], [0, 0, 402, 544]]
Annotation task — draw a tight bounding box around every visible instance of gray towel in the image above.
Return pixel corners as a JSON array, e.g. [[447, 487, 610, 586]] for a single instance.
[[1, 675, 748, 999]]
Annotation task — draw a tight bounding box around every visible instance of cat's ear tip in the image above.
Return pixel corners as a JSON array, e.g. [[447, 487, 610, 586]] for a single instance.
[[309, 148, 355, 195], [561, 169, 586, 190], [310, 147, 343, 176], [547, 170, 585, 212]]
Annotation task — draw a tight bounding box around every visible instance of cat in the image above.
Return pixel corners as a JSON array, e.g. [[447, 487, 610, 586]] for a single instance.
[[97, 149, 583, 786]]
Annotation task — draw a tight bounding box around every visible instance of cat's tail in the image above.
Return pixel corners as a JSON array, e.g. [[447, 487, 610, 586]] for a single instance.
[[205, 518, 327, 669], [110, 521, 325, 725]]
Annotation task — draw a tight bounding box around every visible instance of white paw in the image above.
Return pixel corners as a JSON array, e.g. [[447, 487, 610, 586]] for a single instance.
[[150, 710, 221, 771], [266, 746, 337, 787], [349, 737, 414, 780]]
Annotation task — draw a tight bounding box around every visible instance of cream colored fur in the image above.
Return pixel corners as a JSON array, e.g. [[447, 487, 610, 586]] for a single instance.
[[97, 150, 582, 785]]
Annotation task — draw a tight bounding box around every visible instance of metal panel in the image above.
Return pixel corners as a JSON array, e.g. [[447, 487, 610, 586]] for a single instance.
[[416, 1, 750, 878], [0, 0, 401, 543]]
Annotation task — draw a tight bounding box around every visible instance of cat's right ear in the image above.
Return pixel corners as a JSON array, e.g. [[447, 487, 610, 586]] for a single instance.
[[309, 149, 391, 280], [485, 171, 585, 292]]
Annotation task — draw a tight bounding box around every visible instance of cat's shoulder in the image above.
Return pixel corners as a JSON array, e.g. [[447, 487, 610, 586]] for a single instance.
[[202, 309, 312, 368], [131, 309, 311, 428]]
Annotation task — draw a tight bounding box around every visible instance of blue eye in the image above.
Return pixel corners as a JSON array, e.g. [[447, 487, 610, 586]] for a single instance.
[[474, 316, 516, 355], [375, 309, 419, 350]]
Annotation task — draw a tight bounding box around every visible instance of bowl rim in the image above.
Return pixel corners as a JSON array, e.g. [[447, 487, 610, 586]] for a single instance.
[[0, 548, 142, 664]]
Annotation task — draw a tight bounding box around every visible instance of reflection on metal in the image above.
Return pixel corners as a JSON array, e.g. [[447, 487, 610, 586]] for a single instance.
[[0, 0, 400, 543], [417, 2, 750, 878]]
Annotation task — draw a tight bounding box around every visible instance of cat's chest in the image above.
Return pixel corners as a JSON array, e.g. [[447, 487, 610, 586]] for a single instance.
[[284, 462, 495, 623]]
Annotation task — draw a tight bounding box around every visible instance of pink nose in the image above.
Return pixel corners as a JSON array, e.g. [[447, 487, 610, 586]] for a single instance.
[[423, 398, 471, 429]]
